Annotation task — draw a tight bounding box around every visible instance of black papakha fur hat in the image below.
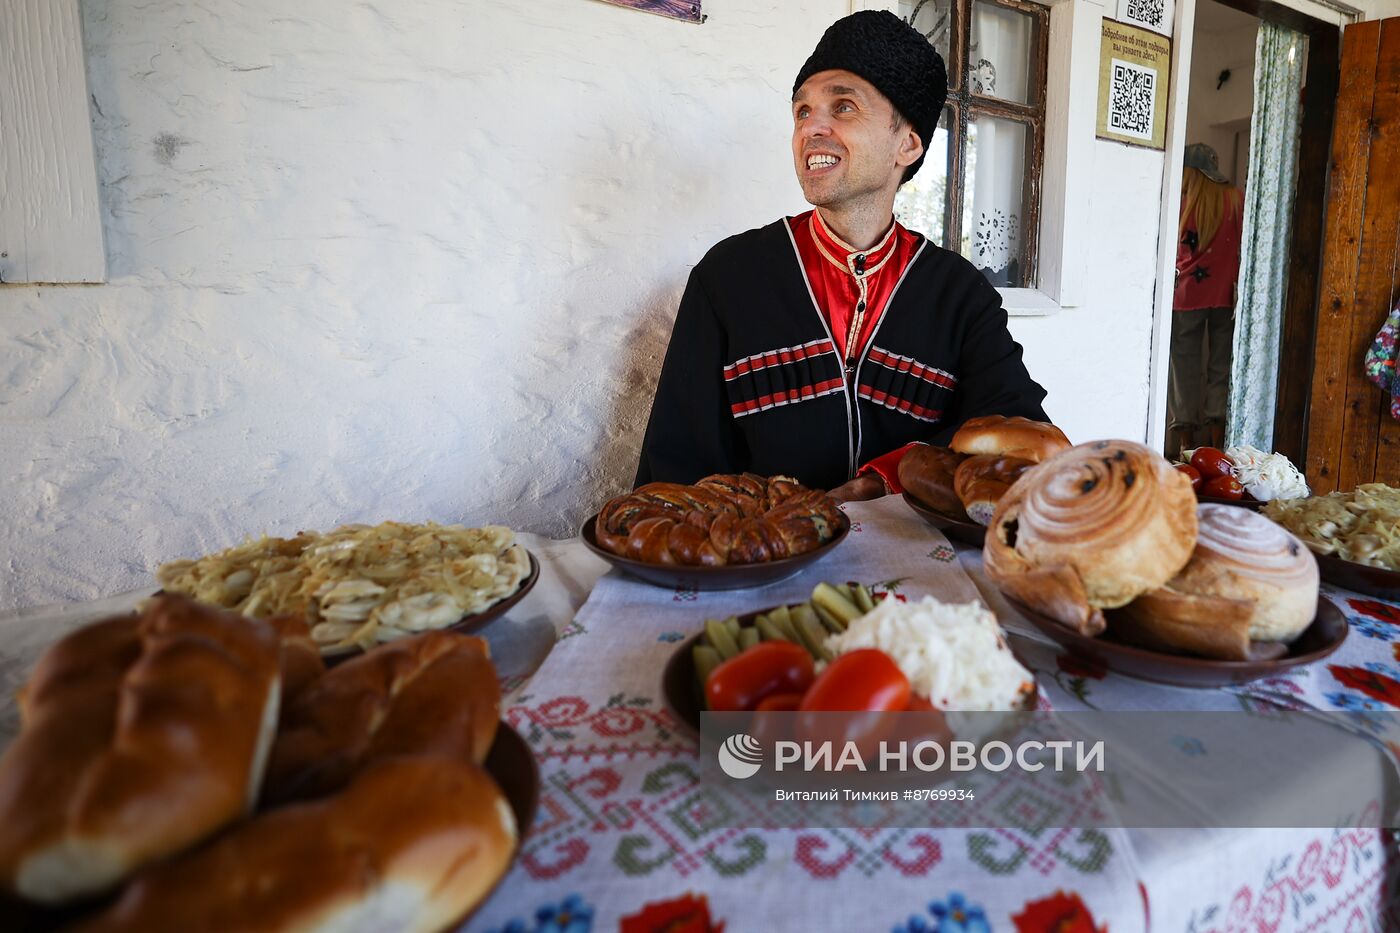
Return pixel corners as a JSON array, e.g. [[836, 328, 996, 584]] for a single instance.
[[793, 10, 948, 183]]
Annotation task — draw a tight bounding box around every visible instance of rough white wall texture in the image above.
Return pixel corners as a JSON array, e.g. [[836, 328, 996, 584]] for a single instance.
[[1013, 139, 1165, 443], [0, 0, 1168, 610]]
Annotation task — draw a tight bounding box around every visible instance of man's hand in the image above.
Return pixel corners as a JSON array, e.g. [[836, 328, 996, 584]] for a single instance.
[[828, 473, 889, 503]]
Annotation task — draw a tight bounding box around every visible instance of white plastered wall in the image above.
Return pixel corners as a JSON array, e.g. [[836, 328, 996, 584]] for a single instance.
[[2, 0, 1174, 609], [1011, 0, 1170, 457]]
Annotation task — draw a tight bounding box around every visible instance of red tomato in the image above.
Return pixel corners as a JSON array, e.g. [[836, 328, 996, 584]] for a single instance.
[[705, 642, 814, 712], [1190, 447, 1234, 480], [902, 693, 955, 747], [1201, 474, 1245, 500], [796, 650, 910, 756], [751, 691, 805, 749], [1174, 463, 1203, 491], [799, 649, 910, 713], [905, 694, 936, 712], [754, 692, 805, 712]]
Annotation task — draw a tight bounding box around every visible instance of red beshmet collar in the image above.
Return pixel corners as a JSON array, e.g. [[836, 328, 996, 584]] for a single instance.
[[789, 209, 924, 494], [789, 209, 921, 367], [809, 208, 901, 280]]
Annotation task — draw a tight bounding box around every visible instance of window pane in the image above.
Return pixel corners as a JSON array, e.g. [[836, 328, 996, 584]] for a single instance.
[[970, 1, 1036, 105], [898, 0, 953, 67], [893, 107, 953, 247], [961, 114, 1029, 287]]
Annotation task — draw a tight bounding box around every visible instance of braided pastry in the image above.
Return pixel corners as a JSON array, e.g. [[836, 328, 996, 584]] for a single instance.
[[983, 440, 1197, 635], [595, 474, 844, 565]]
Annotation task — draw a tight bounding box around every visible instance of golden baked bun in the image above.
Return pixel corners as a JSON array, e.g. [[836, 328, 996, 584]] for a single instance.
[[953, 455, 1036, 526], [897, 444, 970, 518], [263, 630, 500, 806], [983, 440, 1198, 635], [950, 415, 1071, 463], [0, 595, 282, 904], [1114, 504, 1320, 659], [266, 613, 325, 707], [71, 756, 517, 933]]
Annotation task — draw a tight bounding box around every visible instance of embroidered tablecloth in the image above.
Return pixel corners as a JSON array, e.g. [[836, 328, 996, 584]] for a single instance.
[[463, 497, 1400, 933], [0, 498, 1397, 931]]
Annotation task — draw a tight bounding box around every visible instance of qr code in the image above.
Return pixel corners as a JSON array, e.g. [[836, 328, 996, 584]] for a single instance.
[[1125, 0, 1165, 27], [1108, 58, 1156, 140]]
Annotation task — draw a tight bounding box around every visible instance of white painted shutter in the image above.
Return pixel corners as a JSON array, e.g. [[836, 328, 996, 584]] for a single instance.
[[0, 0, 105, 284]]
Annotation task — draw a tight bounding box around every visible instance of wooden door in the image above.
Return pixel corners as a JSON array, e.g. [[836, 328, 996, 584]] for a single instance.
[[1307, 17, 1400, 493]]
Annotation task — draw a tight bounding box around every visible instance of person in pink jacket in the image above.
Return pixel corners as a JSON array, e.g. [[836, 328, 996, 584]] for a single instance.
[[1167, 143, 1245, 458]]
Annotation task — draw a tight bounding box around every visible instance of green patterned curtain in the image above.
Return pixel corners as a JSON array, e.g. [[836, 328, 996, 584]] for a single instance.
[[1226, 23, 1307, 450]]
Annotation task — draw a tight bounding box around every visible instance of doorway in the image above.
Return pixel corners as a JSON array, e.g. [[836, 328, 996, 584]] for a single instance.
[[1163, 0, 1339, 466]]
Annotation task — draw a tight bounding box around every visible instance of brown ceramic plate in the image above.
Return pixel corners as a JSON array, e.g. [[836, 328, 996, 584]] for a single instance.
[[1011, 595, 1347, 688], [1315, 554, 1400, 601], [902, 492, 986, 546], [485, 720, 540, 838], [1196, 494, 1266, 510], [321, 552, 540, 665], [662, 607, 1038, 736], [0, 722, 541, 933], [581, 512, 850, 591], [456, 720, 541, 923]]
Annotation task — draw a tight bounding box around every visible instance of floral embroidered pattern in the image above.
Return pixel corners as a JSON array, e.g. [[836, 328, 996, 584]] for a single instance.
[[620, 892, 725, 932], [487, 893, 595, 933], [1049, 653, 1106, 706], [1323, 692, 1391, 712], [1327, 665, 1400, 709], [1346, 598, 1400, 642], [1012, 890, 1106, 933], [893, 891, 991, 933]]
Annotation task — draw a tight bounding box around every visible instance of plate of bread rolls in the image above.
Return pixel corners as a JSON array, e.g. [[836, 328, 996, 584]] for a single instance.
[[0, 595, 534, 933], [982, 439, 1346, 687], [585, 473, 850, 589], [899, 416, 1073, 545]]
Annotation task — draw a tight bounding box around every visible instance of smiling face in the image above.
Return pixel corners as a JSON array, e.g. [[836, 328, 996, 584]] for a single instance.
[[791, 70, 923, 213]]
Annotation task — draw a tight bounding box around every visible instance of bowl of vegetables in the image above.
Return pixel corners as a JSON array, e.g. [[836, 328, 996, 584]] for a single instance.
[[662, 582, 1038, 736], [1173, 445, 1309, 509]]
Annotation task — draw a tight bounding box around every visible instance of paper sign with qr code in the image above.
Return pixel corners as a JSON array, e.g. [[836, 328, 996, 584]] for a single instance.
[[1117, 0, 1174, 36], [1097, 19, 1172, 150]]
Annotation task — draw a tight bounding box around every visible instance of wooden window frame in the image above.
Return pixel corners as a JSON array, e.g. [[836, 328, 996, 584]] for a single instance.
[[933, 0, 1051, 287]]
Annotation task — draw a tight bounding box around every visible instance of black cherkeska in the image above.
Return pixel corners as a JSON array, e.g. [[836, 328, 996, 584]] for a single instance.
[[634, 218, 1049, 491]]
